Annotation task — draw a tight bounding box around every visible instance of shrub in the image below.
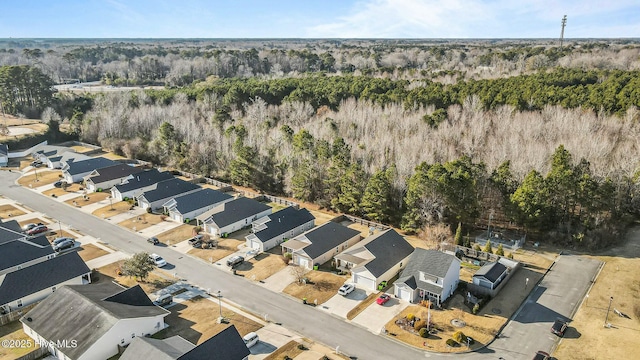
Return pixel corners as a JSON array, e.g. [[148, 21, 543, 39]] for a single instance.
[[284, 356, 292, 360], [297, 344, 307, 350], [160, 215, 167, 221], [452, 331, 467, 343], [419, 327, 429, 338], [472, 303, 480, 314], [406, 313, 415, 321], [473, 244, 482, 251], [446, 339, 458, 347], [483, 240, 493, 254], [507, 252, 514, 259], [414, 319, 427, 331], [146, 207, 152, 213], [495, 244, 504, 256]]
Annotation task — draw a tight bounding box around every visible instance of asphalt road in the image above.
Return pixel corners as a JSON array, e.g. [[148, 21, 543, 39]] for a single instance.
[[0, 170, 603, 360]]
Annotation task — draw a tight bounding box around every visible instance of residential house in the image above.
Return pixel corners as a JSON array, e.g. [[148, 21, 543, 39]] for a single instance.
[[0, 234, 55, 276], [281, 222, 361, 269], [334, 229, 414, 291], [32, 145, 72, 163], [21, 283, 170, 360], [111, 169, 174, 201], [120, 325, 250, 360], [61, 157, 117, 183], [0, 252, 90, 313], [196, 197, 272, 237], [136, 178, 200, 210], [0, 219, 26, 244], [83, 164, 144, 192], [245, 207, 315, 252], [472, 261, 509, 291], [0, 143, 8, 167], [45, 152, 90, 169], [393, 249, 461, 305], [162, 188, 233, 223]]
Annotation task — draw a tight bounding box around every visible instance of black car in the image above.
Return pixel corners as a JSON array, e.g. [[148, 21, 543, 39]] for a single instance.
[[53, 239, 75, 252], [551, 319, 568, 337], [53, 181, 67, 188], [533, 350, 550, 360], [147, 237, 160, 245]]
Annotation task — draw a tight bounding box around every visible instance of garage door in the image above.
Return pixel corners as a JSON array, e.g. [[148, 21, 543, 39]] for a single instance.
[[298, 257, 309, 268], [172, 213, 181, 222], [397, 287, 413, 302], [250, 240, 261, 250], [354, 274, 376, 290]]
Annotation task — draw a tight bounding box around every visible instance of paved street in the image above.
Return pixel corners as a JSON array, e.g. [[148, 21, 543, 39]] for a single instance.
[[0, 170, 603, 360]]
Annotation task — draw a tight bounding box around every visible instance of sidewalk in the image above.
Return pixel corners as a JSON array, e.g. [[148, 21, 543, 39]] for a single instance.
[[86, 251, 129, 269]]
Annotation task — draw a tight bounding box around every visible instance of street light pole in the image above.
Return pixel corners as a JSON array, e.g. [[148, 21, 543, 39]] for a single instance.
[[605, 296, 613, 326], [217, 290, 223, 322]]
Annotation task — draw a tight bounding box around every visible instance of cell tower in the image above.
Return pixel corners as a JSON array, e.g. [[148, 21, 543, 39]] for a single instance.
[[560, 15, 567, 49]]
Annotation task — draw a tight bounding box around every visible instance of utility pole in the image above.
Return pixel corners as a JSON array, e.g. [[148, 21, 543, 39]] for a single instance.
[[560, 15, 567, 49], [605, 296, 613, 326]]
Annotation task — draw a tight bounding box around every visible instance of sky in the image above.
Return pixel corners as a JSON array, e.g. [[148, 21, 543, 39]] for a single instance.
[[0, 0, 638, 38]]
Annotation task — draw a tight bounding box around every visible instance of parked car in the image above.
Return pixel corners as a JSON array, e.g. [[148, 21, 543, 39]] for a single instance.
[[243, 332, 259, 348], [153, 294, 173, 307], [533, 350, 550, 360], [53, 238, 75, 252], [31, 160, 43, 167], [150, 253, 167, 267], [376, 294, 391, 305], [52, 237, 74, 246], [22, 222, 43, 231], [551, 319, 568, 337], [53, 181, 67, 188], [188, 234, 204, 248], [226, 255, 244, 268], [26, 225, 48, 235], [338, 283, 355, 296], [147, 237, 160, 245]]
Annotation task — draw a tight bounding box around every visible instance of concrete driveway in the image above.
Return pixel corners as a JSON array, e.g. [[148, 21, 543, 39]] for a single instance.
[[250, 323, 301, 359], [259, 265, 302, 292], [352, 295, 409, 334], [319, 287, 369, 318]]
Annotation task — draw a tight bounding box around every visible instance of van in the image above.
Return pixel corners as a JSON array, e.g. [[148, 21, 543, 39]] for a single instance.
[[243, 332, 259, 348], [153, 294, 173, 307]]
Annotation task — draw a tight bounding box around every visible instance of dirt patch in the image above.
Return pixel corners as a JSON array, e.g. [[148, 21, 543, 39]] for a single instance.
[[118, 213, 164, 232], [153, 296, 262, 345], [96, 262, 175, 294], [263, 340, 305, 360], [0, 321, 39, 360], [267, 202, 287, 212], [18, 218, 48, 228], [92, 201, 134, 219], [69, 145, 95, 154], [385, 304, 504, 353], [78, 243, 110, 262], [189, 238, 244, 263], [17, 170, 62, 187], [155, 224, 197, 245], [42, 183, 83, 197], [347, 292, 380, 320], [555, 226, 640, 360], [45, 229, 76, 240], [283, 270, 348, 304], [64, 192, 110, 207], [308, 209, 337, 226], [0, 204, 26, 218], [234, 251, 288, 281]]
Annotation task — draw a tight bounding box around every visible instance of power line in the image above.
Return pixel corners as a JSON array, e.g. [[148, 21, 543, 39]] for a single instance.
[[560, 15, 567, 49]]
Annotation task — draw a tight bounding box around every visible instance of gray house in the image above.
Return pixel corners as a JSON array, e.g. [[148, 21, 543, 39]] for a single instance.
[[84, 164, 144, 192], [196, 197, 272, 237], [163, 188, 233, 223], [281, 222, 361, 269], [245, 207, 315, 252], [136, 178, 200, 210], [472, 261, 509, 290], [62, 157, 117, 183], [111, 169, 174, 201]]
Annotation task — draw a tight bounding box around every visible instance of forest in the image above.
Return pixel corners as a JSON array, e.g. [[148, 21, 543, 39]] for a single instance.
[[1, 38, 640, 249]]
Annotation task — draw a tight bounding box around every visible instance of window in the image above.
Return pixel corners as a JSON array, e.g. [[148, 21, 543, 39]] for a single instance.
[[17, 300, 22, 307], [52, 286, 56, 292], [336, 247, 340, 252], [131, 333, 135, 338]]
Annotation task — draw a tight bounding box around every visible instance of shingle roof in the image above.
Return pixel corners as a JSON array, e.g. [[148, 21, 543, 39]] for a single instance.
[[114, 169, 174, 193], [120, 336, 195, 360], [361, 229, 414, 278], [138, 178, 200, 203], [0, 236, 54, 272], [297, 222, 360, 259], [64, 157, 117, 176], [473, 261, 507, 283], [165, 188, 232, 215], [394, 248, 459, 292], [85, 164, 144, 185], [179, 325, 250, 360], [21, 283, 169, 360], [198, 197, 271, 228], [0, 220, 25, 245], [253, 207, 315, 243], [0, 252, 90, 306]]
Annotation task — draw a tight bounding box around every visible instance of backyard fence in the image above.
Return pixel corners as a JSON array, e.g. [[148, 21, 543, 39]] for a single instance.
[[16, 347, 50, 360], [0, 303, 38, 326]]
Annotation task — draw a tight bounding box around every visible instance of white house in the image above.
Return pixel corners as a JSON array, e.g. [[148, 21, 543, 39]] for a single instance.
[[120, 325, 250, 360], [245, 207, 315, 252], [83, 164, 144, 192], [0, 144, 8, 167], [334, 229, 414, 291], [0, 252, 90, 313], [32, 145, 72, 163], [163, 188, 233, 223], [136, 178, 200, 210], [21, 283, 170, 360], [61, 157, 117, 183], [111, 169, 174, 201], [45, 152, 90, 169], [393, 248, 461, 305], [281, 221, 361, 269], [196, 197, 272, 237]]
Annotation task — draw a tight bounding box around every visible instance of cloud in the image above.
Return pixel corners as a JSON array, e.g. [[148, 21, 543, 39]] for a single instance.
[[306, 0, 640, 38]]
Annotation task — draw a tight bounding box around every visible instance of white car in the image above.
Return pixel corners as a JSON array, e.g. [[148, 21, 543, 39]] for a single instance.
[[338, 283, 355, 296], [243, 332, 259, 348], [150, 253, 167, 267]]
